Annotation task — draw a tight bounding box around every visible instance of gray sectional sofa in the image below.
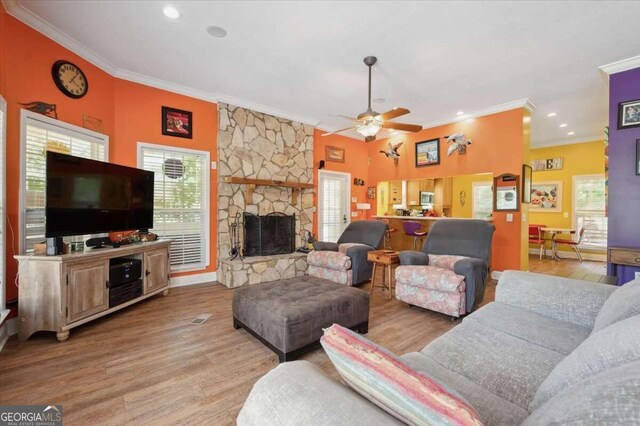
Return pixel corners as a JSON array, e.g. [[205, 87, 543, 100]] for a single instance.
[[238, 271, 640, 425]]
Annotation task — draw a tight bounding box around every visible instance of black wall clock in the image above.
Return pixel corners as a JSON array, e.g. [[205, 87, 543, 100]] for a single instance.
[[52, 60, 88, 99]]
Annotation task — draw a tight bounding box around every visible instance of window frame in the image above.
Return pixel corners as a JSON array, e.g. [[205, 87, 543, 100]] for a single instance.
[[572, 173, 607, 251], [317, 169, 351, 242], [0, 96, 7, 321], [137, 142, 210, 272], [19, 109, 109, 254], [471, 181, 493, 220]]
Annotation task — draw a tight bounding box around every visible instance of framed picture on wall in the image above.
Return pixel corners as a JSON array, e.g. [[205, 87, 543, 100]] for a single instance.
[[415, 138, 440, 167], [530, 181, 562, 212], [522, 164, 532, 203], [325, 145, 345, 163], [162, 106, 193, 139], [618, 98, 640, 129]]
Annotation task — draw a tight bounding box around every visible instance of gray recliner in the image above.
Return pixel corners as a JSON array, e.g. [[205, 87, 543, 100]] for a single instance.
[[398, 219, 495, 313], [311, 220, 388, 285]]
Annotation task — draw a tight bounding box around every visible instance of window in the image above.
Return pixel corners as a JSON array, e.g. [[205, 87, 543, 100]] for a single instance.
[[138, 143, 209, 271], [573, 175, 607, 249], [20, 110, 108, 252], [472, 182, 493, 219]]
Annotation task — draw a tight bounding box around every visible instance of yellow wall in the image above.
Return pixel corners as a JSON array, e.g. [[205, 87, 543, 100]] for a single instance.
[[451, 173, 493, 218], [529, 140, 605, 252]]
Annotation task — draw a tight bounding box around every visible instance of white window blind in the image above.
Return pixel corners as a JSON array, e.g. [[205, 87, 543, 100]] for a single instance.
[[472, 182, 493, 219], [573, 175, 607, 249], [20, 111, 108, 252], [319, 172, 349, 243], [138, 143, 209, 271]]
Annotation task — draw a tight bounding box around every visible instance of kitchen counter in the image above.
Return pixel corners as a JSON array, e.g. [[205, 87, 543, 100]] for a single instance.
[[373, 215, 492, 251]]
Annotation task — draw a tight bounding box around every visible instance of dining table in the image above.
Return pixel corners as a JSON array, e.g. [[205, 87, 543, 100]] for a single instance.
[[541, 227, 576, 261]]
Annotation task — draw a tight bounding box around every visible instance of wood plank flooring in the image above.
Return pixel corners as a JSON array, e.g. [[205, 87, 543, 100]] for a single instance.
[[1, 277, 495, 425]]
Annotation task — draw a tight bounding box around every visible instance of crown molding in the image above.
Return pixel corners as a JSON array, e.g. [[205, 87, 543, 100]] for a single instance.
[[214, 93, 321, 127], [531, 135, 603, 149], [115, 69, 218, 103], [599, 55, 640, 77], [420, 98, 535, 131]]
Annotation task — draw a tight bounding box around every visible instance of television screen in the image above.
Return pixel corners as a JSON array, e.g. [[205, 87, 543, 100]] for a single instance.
[[45, 151, 154, 237]]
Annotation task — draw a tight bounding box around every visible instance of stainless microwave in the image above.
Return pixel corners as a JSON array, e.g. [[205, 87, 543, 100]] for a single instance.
[[420, 191, 434, 205]]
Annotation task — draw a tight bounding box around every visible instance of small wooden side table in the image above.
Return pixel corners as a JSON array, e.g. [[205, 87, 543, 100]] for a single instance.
[[368, 250, 400, 300]]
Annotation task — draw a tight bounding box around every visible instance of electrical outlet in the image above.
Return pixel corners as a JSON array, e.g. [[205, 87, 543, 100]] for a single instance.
[[506, 213, 513, 222], [211, 161, 217, 170], [351, 197, 357, 203], [563, 212, 569, 218], [351, 211, 358, 217]]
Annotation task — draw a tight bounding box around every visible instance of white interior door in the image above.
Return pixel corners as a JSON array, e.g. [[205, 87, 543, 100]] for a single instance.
[[0, 96, 6, 317], [318, 170, 351, 243]]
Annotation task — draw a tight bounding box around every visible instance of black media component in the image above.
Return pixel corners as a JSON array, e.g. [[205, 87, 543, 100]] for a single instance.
[[45, 151, 154, 238], [108, 257, 143, 307], [46, 237, 64, 256], [86, 237, 113, 248], [243, 212, 295, 257]]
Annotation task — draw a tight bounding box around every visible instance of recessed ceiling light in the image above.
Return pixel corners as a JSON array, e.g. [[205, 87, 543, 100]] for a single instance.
[[456, 111, 464, 115], [547, 112, 557, 117], [559, 123, 568, 128], [567, 131, 575, 136], [163, 6, 180, 19], [373, 98, 385, 104], [207, 26, 228, 38]]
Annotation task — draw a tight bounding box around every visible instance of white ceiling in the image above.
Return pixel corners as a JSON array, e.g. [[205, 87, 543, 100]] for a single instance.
[[7, 0, 640, 147]]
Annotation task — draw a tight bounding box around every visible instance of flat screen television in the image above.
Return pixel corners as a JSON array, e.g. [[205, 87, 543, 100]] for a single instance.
[[45, 151, 154, 237]]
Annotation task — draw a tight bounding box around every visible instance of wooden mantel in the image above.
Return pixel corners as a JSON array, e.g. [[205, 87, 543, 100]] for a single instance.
[[223, 177, 314, 205]]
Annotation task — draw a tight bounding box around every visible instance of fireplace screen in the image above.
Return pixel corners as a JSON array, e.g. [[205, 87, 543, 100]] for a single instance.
[[243, 212, 295, 256]]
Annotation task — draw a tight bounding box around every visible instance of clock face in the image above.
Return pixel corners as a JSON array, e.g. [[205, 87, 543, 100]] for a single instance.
[[52, 60, 88, 99]]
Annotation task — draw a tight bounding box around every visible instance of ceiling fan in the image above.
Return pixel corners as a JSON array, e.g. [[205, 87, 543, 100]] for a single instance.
[[323, 56, 423, 142]]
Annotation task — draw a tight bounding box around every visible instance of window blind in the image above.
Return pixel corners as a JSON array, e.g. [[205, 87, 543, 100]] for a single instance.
[[21, 112, 107, 252], [320, 175, 346, 243], [472, 183, 493, 219], [139, 144, 209, 271], [574, 175, 607, 249]]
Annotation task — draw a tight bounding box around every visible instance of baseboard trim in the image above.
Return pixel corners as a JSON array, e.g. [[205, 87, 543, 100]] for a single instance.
[[528, 248, 606, 262], [0, 322, 8, 352], [170, 271, 217, 288]]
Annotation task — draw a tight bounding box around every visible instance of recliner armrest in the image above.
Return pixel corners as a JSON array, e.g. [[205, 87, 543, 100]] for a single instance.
[[313, 241, 339, 251], [399, 251, 429, 265]]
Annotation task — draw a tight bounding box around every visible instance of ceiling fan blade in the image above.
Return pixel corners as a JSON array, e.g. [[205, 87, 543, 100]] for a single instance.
[[321, 126, 355, 136], [377, 107, 410, 121], [382, 122, 423, 132]]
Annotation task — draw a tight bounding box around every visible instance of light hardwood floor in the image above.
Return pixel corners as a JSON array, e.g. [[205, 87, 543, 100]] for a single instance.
[[528, 255, 608, 279], [0, 277, 495, 425]]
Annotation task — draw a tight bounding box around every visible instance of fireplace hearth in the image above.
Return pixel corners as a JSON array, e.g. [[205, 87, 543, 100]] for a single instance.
[[243, 212, 295, 257]]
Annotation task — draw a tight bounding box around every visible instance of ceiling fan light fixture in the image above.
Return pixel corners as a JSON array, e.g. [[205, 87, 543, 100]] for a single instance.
[[356, 119, 382, 138]]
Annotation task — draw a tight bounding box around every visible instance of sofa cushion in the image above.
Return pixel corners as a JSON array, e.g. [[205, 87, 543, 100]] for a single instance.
[[523, 360, 640, 426], [321, 324, 485, 426], [420, 320, 564, 409], [338, 243, 370, 254], [395, 265, 465, 293], [592, 278, 640, 333], [428, 254, 470, 270], [307, 251, 351, 270], [401, 352, 528, 426], [464, 302, 591, 355], [530, 314, 640, 410]]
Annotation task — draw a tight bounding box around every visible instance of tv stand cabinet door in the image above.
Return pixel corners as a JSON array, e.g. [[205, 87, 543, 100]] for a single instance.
[[67, 260, 109, 323], [144, 249, 169, 294]]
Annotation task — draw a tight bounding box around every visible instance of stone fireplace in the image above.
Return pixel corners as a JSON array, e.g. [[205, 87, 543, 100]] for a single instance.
[[217, 103, 314, 287], [243, 212, 296, 257]]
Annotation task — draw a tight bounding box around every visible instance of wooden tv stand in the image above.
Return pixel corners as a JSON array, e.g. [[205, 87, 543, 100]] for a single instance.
[[15, 240, 171, 342]]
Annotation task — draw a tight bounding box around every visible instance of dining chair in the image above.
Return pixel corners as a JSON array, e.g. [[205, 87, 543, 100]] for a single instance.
[[528, 224, 546, 260], [554, 227, 585, 262]]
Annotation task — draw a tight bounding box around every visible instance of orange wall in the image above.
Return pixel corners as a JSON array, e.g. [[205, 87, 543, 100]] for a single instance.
[[367, 109, 528, 271], [1, 10, 218, 315], [313, 130, 369, 238]]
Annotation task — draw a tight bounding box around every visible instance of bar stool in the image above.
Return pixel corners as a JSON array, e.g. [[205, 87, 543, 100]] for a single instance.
[[402, 221, 428, 250], [380, 219, 397, 250]]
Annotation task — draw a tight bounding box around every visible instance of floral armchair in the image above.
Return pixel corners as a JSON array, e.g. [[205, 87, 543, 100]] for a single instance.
[[307, 221, 388, 286], [395, 219, 495, 317]]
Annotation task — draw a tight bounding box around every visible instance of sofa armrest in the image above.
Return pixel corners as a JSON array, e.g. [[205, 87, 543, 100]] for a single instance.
[[237, 361, 401, 425], [454, 257, 489, 312], [496, 270, 616, 328], [313, 241, 339, 251], [399, 251, 429, 266]]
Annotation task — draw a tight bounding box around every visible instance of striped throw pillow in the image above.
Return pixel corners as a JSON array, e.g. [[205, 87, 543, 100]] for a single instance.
[[321, 324, 484, 426]]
